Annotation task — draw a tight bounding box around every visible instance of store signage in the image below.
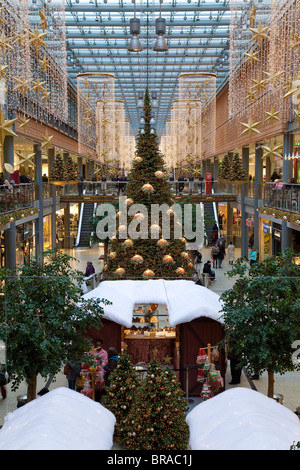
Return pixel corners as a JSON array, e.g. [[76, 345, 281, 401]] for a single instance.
[[273, 229, 281, 239], [263, 222, 272, 234]]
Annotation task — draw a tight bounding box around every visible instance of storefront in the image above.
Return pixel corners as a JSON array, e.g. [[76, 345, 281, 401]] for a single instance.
[[260, 219, 272, 258], [16, 221, 36, 266]]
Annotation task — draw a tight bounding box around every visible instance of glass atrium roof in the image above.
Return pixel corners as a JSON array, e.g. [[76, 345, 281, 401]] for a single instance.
[[65, 0, 231, 135]]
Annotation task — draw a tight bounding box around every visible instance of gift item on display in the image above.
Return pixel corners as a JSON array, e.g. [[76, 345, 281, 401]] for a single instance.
[[195, 343, 224, 401]]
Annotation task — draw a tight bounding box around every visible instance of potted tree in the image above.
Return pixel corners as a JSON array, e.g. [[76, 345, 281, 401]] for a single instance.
[[221, 249, 300, 398], [0, 249, 110, 402]]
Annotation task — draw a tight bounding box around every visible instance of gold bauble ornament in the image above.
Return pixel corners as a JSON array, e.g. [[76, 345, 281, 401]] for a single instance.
[[180, 237, 187, 244], [115, 267, 125, 276], [143, 269, 155, 278], [163, 254, 174, 264], [157, 238, 168, 247], [109, 251, 117, 259], [134, 212, 144, 220], [125, 198, 134, 205], [175, 267, 185, 275], [181, 251, 189, 259], [142, 183, 154, 193], [155, 171, 164, 179], [131, 254, 144, 264], [150, 224, 161, 232], [123, 238, 134, 247], [118, 224, 127, 232], [133, 156, 142, 163]]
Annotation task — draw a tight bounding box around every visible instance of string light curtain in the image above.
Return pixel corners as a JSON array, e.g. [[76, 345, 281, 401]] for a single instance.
[[178, 72, 216, 161], [95, 74, 116, 164], [114, 99, 126, 171], [268, 0, 300, 125], [229, 0, 273, 122], [1, 0, 68, 124], [170, 100, 180, 169]]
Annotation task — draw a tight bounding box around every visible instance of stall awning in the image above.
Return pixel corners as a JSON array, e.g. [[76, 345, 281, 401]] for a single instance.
[[186, 387, 300, 450], [0, 388, 116, 450], [82, 279, 223, 328]]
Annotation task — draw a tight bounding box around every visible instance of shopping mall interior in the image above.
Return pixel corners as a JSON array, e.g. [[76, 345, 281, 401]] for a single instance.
[[0, 0, 299, 451]]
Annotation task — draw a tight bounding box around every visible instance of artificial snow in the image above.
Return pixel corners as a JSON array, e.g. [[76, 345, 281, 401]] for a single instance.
[[0, 387, 116, 450], [186, 387, 300, 450], [82, 279, 223, 327]]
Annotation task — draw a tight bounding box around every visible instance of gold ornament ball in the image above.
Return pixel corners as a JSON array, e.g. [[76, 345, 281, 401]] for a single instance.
[[157, 238, 168, 247], [175, 267, 185, 275], [118, 224, 127, 232], [115, 267, 125, 276], [133, 156, 142, 163], [163, 254, 174, 264], [143, 269, 155, 278], [109, 251, 117, 259], [142, 183, 155, 193], [123, 238, 134, 247], [125, 198, 134, 206], [131, 254, 144, 264], [150, 224, 161, 232], [155, 170, 164, 179], [181, 251, 189, 259], [134, 212, 144, 220]]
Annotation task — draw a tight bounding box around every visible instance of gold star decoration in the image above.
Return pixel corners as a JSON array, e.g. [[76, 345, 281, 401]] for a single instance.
[[249, 20, 269, 47], [0, 64, 9, 80], [13, 77, 32, 97], [244, 47, 259, 64], [240, 116, 261, 141], [32, 77, 46, 95], [0, 109, 17, 147], [251, 75, 267, 93], [0, 30, 14, 55], [163, 355, 172, 365], [39, 6, 48, 32], [261, 144, 283, 159], [41, 130, 53, 150], [15, 151, 36, 167], [152, 347, 158, 360], [19, 114, 31, 132], [264, 107, 280, 125], [39, 54, 50, 73], [41, 89, 51, 104], [29, 25, 48, 54]]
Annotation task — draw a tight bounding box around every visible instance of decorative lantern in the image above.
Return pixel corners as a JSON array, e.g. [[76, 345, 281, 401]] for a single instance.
[[131, 254, 144, 264], [143, 269, 155, 278], [163, 254, 174, 264]]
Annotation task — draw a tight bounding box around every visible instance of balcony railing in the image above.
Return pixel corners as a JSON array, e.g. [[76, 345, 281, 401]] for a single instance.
[[262, 182, 300, 214], [0, 183, 35, 215]]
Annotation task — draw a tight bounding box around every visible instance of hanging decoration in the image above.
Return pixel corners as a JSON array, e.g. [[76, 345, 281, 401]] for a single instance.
[[95, 73, 116, 163]]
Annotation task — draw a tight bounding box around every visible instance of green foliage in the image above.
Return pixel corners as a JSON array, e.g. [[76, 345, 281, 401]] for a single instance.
[[119, 361, 189, 450], [221, 249, 300, 377], [0, 249, 110, 392], [101, 353, 141, 440]]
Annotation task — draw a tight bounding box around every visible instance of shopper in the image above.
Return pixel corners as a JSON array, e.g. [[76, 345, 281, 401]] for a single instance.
[[249, 247, 258, 266], [217, 240, 226, 268], [211, 243, 219, 269], [227, 241, 235, 265], [203, 260, 215, 281], [0, 364, 7, 399], [65, 360, 80, 391], [93, 338, 108, 368], [85, 261, 95, 277], [227, 344, 242, 385], [104, 347, 119, 386]]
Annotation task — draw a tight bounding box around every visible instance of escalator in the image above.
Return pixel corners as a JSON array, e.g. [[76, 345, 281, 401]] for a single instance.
[[203, 201, 218, 246], [76, 203, 95, 247]]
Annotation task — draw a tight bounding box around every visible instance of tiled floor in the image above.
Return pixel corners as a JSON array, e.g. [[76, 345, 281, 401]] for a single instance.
[[1, 243, 300, 428]]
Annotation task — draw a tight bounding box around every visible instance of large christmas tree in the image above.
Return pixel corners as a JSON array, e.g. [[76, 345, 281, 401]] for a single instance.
[[119, 360, 189, 450], [104, 89, 194, 279]]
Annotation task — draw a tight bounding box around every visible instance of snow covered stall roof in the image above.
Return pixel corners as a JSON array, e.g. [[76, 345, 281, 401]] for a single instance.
[[82, 279, 224, 328]]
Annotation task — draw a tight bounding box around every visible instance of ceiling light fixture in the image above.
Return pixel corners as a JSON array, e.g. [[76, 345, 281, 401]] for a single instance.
[[128, 1, 143, 52], [153, 1, 168, 52]]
